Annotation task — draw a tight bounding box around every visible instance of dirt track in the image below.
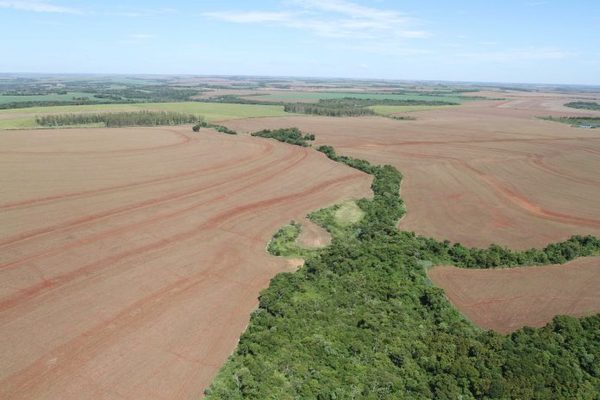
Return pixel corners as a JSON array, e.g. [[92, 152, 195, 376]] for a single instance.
[[226, 94, 600, 249], [428, 258, 600, 333], [0, 127, 371, 399]]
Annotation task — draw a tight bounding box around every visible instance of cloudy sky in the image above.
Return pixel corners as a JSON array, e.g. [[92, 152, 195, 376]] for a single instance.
[[1, 0, 599, 84]]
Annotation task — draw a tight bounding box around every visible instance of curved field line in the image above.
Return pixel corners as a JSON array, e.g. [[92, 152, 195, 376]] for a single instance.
[[0, 143, 288, 249], [0, 128, 193, 155], [0, 139, 274, 211], [0, 145, 307, 270], [0, 172, 363, 315]]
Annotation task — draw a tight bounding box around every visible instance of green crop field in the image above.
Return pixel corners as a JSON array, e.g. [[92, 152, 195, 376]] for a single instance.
[[0, 92, 98, 105], [0, 102, 290, 129]]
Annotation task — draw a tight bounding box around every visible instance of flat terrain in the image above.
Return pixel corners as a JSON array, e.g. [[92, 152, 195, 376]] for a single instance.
[[226, 93, 600, 249], [0, 127, 371, 399], [0, 102, 290, 129], [428, 258, 600, 333]]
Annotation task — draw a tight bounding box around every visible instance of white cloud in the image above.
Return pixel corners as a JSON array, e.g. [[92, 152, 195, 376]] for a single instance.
[[202, 0, 428, 41], [0, 0, 80, 14]]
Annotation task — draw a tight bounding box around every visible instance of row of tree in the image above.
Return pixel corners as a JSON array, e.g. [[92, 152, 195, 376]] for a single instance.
[[36, 111, 201, 127]]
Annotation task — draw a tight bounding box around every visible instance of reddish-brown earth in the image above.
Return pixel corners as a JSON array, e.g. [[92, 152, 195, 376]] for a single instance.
[[0, 126, 371, 399], [226, 94, 600, 249], [427, 258, 600, 333]]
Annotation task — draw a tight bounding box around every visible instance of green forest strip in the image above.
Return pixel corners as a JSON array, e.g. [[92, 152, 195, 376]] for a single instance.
[[251, 127, 315, 146], [564, 101, 600, 111], [36, 111, 201, 128], [283, 98, 458, 117], [541, 116, 600, 129], [205, 131, 600, 399]]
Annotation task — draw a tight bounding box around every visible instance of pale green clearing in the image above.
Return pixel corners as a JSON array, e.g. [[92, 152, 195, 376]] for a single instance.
[[0, 102, 290, 129], [334, 201, 365, 226]]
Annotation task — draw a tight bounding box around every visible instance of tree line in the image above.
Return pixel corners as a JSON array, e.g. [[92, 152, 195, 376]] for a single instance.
[[284, 97, 458, 117], [205, 128, 600, 399], [36, 111, 201, 128]]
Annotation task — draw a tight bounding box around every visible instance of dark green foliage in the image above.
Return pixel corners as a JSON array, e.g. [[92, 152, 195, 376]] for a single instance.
[[192, 121, 237, 134], [284, 98, 458, 117], [206, 131, 600, 399], [251, 127, 315, 146], [542, 116, 600, 128], [564, 101, 600, 111], [36, 111, 200, 128]]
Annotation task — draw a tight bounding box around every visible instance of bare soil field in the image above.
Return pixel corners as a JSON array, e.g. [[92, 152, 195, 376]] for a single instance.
[[0, 126, 371, 399], [427, 257, 600, 333], [226, 93, 600, 249]]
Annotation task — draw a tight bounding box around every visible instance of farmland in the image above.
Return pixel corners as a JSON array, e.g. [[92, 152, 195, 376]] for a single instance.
[[0, 102, 290, 129], [0, 126, 371, 399], [1, 75, 600, 399], [428, 257, 600, 333], [225, 92, 600, 249], [237, 90, 476, 104]]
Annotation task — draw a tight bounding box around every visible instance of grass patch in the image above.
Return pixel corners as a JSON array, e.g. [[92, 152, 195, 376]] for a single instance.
[[0, 102, 289, 129], [334, 201, 364, 226], [267, 222, 315, 259]]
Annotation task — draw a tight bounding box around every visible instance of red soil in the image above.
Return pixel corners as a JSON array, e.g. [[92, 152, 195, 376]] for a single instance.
[[0, 126, 371, 399], [427, 258, 600, 333], [296, 218, 331, 248], [225, 93, 600, 249]]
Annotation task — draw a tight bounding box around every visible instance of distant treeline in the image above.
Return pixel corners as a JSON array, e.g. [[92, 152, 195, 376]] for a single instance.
[[542, 116, 600, 128], [36, 111, 201, 128], [284, 97, 458, 117], [564, 101, 600, 111], [251, 127, 315, 146], [0, 99, 101, 110]]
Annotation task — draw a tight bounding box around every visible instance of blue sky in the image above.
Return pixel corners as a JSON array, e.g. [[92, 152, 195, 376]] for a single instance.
[[1, 0, 599, 84]]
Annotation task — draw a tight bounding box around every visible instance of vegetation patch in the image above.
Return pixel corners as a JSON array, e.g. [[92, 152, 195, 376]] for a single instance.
[[193, 121, 237, 134], [0, 102, 289, 130], [542, 116, 600, 129], [334, 201, 365, 226], [35, 111, 200, 128], [267, 222, 316, 259], [284, 98, 458, 117], [564, 101, 600, 111], [251, 127, 315, 146], [206, 132, 600, 399]]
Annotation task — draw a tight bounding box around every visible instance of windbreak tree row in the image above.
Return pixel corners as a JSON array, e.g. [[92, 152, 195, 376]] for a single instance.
[[36, 111, 202, 128]]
